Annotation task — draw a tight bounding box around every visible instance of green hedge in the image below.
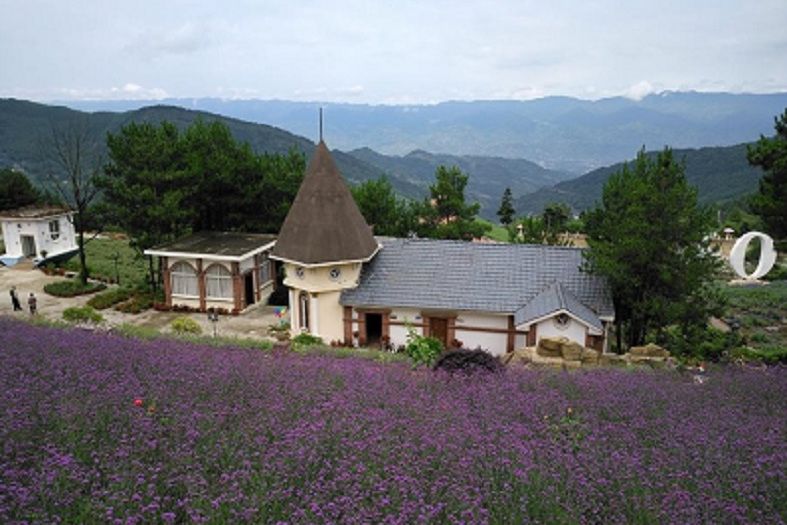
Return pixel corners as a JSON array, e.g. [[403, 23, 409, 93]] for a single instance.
[[87, 288, 133, 310], [62, 306, 104, 324], [43, 280, 106, 297]]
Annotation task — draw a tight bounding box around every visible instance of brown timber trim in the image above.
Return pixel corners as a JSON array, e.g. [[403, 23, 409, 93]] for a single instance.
[[382, 312, 390, 342], [232, 262, 242, 311], [343, 306, 353, 345], [357, 314, 367, 346], [526, 324, 537, 346], [161, 256, 172, 307], [253, 254, 261, 302], [447, 317, 456, 347], [387, 319, 527, 335], [196, 258, 206, 312], [507, 315, 515, 353]]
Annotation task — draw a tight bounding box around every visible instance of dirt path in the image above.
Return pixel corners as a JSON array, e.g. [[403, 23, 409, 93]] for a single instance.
[[0, 266, 279, 340]]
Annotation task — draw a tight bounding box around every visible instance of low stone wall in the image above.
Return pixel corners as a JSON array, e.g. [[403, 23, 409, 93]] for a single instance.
[[504, 336, 672, 369]]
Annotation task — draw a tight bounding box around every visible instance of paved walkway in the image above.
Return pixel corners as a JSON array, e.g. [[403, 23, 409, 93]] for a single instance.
[[0, 265, 280, 340]]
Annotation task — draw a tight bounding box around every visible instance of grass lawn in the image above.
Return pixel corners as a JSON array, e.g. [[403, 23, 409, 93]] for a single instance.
[[63, 237, 149, 287], [477, 218, 509, 242], [723, 280, 787, 353], [1, 317, 785, 523]]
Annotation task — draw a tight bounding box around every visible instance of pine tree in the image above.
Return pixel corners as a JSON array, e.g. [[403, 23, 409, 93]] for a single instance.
[[584, 148, 721, 350], [747, 109, 787, 239], [497, 187, 515, 226]]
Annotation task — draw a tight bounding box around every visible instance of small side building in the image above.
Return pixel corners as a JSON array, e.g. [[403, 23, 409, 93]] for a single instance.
[[0, 205, 77, 267], [145, 232, 276, 313]]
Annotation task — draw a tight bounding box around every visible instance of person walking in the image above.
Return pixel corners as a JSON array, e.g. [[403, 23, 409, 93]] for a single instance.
[[9, 287, 23, 311], [27, 292, 37, 315]]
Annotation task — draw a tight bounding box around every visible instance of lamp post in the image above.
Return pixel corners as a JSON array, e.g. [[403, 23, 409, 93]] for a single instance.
[[207, 308, 219, 338]]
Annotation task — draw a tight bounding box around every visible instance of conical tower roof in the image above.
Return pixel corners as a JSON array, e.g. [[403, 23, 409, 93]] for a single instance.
[[271, 141, 379, 265]]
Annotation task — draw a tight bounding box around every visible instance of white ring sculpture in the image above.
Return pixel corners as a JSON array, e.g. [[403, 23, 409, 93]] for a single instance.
[[728, 231, 777, 280]]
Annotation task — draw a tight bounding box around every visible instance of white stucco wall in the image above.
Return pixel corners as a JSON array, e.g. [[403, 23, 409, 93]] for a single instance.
[[1, 215, 76, 258], [386, 308, 515, 357], [535, 316, 587, 346], [314, 290, 345, 344], [454, 312, 509, 356]]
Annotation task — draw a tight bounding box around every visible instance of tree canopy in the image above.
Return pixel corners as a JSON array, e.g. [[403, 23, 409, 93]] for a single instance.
[[0, 168, 39, 211], [100, 119, 306, 287], [416, 165, 489, 240], [351, 176, 416, 237], [583, 148, 721, 351], [747, 109, 787, 239], [497, 187, 515, 226]]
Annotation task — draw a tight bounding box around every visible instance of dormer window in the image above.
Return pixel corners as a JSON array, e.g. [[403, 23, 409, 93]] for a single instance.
[[48, 220, 60, 240]]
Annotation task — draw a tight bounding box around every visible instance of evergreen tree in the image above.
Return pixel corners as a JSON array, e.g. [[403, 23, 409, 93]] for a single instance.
[[0, 168, 39, 210], [497, 187, 515, 226], [583, 148, 721, 351], [747, 109, 787, 239], [100, 121, 191, 289], [351, 176, 414, 237], [417, 165, 489, 240]]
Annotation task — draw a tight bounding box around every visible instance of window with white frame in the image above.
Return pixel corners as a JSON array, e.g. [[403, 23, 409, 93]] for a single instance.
[[259, 253, 271, 284], [206, 264, 233, 299], [171, 262, 198, 297], [49, 220, 60, 240]]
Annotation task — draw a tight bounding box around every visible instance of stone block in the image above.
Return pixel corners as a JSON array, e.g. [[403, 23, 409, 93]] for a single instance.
[[561, 341, 583, 361], [629, 343, 670, 358]]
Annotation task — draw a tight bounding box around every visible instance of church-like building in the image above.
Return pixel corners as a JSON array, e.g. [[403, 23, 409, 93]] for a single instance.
[[270, 141, 614, 355]]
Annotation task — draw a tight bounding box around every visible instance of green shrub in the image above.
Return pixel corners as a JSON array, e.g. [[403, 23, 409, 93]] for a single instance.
[[44, 280, 106, 297], [729, 345, 787, 365], [657, 325, 742, 362], [405, 326, 443, 367], [115, 293, 154, 314], [171, 316, 202, 335], [291, 332, 324, 350], [87, 288, 133, 310], [62, 306, 104, 324]]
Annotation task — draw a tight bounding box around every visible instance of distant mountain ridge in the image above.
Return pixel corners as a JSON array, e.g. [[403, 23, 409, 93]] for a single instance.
[[514, 143, 763, 215], [0, 98, 390, 193], [0, 99, 571, 219], [346, 148, 571, 217], [61, 91, 787, 173]]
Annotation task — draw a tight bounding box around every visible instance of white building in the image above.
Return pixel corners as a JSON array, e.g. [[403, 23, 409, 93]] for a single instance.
[[144, 232, 277, 313], [270, 141, 614, 356], [0, 205, 77, 267]]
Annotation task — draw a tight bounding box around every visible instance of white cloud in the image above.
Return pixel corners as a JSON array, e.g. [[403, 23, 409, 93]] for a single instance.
[[624, 81, 656, 101], [55, 84, 168, 100]]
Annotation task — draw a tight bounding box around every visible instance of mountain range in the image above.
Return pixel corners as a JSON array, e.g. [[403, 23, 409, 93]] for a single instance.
[[514, 143, 762, 215], [62, 92, 787, 174], [0, 97, 775, 221]]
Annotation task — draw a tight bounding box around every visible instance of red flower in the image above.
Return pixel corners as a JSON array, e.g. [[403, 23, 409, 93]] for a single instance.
[[134, 398, 143, 407]]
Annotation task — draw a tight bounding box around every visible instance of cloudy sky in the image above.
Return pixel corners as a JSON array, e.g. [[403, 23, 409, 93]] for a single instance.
[[1, 0, 786, 104]]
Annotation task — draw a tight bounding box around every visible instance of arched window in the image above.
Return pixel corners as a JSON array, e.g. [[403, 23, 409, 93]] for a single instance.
[[299, 291, 310, 331], [171, 262, 198, 297], [206, 264, 233, 299]]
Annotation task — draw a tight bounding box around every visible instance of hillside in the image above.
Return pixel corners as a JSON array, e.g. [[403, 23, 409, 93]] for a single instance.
[[514, 143, 763, 215], [0, 99, 391, 192], [347, 148, 571, 217], [62, 92, 787, 173]]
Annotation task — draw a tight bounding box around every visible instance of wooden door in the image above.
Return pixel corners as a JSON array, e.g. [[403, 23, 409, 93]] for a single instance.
[[429, 317, 448, 349]]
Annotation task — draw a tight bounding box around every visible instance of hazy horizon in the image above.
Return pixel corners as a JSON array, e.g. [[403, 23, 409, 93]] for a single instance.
[[2, 1, 786, 105]]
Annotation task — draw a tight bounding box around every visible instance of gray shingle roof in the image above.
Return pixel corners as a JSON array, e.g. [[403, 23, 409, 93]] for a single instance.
[[148, 231, 276, 257], [514, 282, 603, 331], [341, 238, 614, 320]]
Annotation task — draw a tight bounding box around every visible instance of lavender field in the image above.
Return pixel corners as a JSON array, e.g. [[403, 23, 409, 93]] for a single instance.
[[0, 318, 785, 524]]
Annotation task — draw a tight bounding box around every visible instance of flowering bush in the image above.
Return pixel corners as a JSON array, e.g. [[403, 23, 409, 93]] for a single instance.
[[405, 326, 443, 366], [170, 316, 202, 335], [0, 318, 785, 523]]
